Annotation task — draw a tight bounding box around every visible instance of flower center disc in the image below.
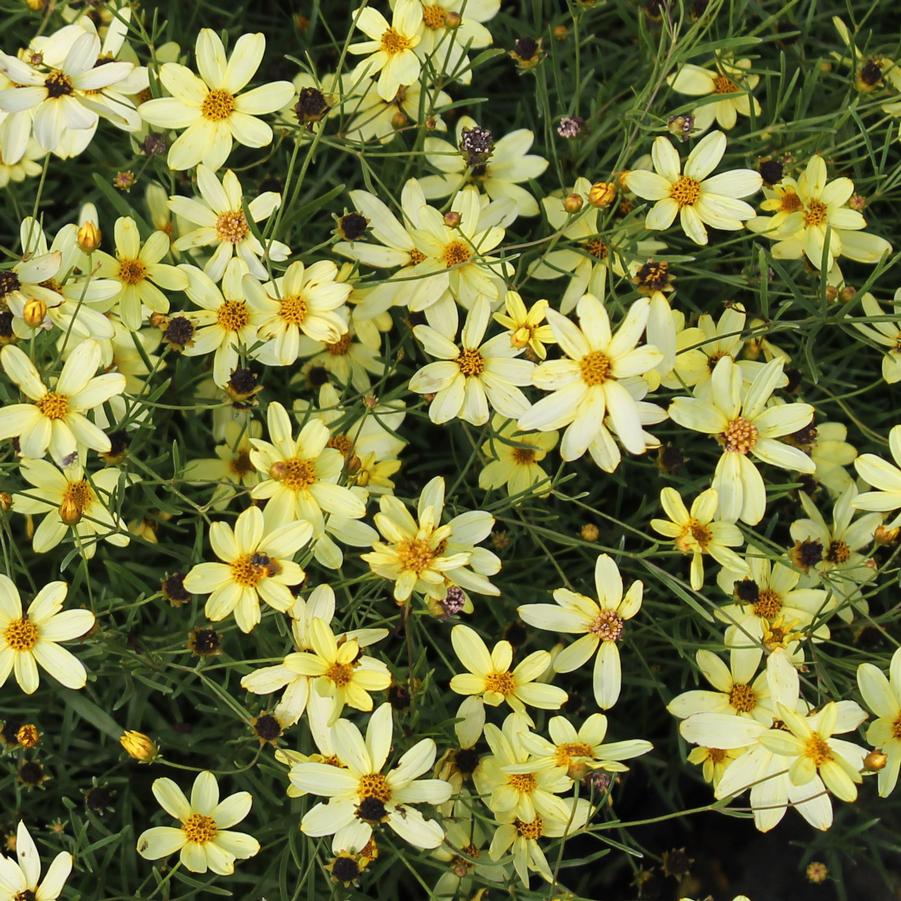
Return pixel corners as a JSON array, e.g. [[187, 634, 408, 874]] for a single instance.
[[803, 200, 828, 227], [279, 294, 308, 326], [216, 299, 250, 332], [456, 347, 485, 376], [4, 617, 38, 651], [443, 240, 471, 267], [182, 813, 218, 844], [722, 416, 758, 453], [380, 28, 411, 55], [201, 89, 236, 121], [216, 210, 249, 243], [396, 537, 436, 574], [118, 258, 147, 285], [579, 350, 612, 386], [670, 175, 701, 207], [37, 391, 69, 420], [270, 457, 317, 491]]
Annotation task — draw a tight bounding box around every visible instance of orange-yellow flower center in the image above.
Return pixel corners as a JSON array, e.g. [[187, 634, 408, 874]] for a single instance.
[[216, 210, 249, 244], [585, 238, 608, 259], [278, 294, 308, 326], [326, 333, 352, 356], [380, 28, 411, 55], [201, 89, 236, 122], [395, 536, 436, 574], [589, 609, 624, 641], [514, 815, 543, 840], [780, 191, 803, 213], [216, 299, 250, 332], [579, 350, 612, 386], [713, 74, 740, 93], [230, 552, 271, 587], [357, 772, 391, 802], [825, 540, 851, 564], [230, 450, 254, 477], [722, 416, 758, 453], [670, 175, 701, 207], [803, 200, 828, 227], [442, 240, 471, 267], [456, 347, 485, 377], [270, 457, 317, 491], [325, 661, 355, 687], [422, 4, 447, 28], [753, 588, 782, 619], [37, 391, 69, 420], [4, 617, 38, 651], [555, 741, 594, 769], [484, 670, 516, 696], [507, 772, 537, 792], [408, 248, 426, 265], [728, 682, 757, 713], [118, 258, 147, 285], [675, 519, 712, 554], [182, 813, 218, 844], [803, 733, 833, 767], [60, 480, 93, 524], [512, 446, 536, 465]]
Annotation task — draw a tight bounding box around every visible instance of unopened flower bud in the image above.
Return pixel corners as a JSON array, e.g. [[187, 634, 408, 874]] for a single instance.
[[864, 750, 887, 771], [581, 523, 600, 541], [391, 110, 408, 130], [443, 211, 462, 228], [445, 11, 462, 27], [849, 193, 866, 211], [77, 221, 101, 253], [23, 298, 47, 328], [0, 492, 11, 512], [563, 193, 584, 213], [120, 730, 158, 762], [588, 181, 616, 208], [59, 497, 83, 525]]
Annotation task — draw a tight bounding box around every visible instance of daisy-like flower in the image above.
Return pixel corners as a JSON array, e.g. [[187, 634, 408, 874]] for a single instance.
[[687, 745, 744, 788], [0, 30, 136, 153], [479, 415, 558, 499], [138, 29, 293, 171], [450, 624, 567, 746], [94, 216, 187, 330], [789, 486, 881, 621], [529, 177, 666, 313], [11, 459, 130, 559], [248, 401, 367, 533], [179, 259, 268, 387], [852, 424, 901, 528], [668, 56, 761, 132], [182, 417, 261, 511], [170, 166, 290, 282], [784, 419, 857, 498], [857, 648, 901, 797], [668, 648, 773, 723], [419, 117, 548, 217], [668, 356, 815, 524], [361, 475, 496, 604], [0, 339, 126, 465], [246, 260, 351, 366], [0, 576, 94, 694], [520, 713, 653, 782], [750, 155, 893, 270], [270, 617, 391, 724], [518, 554, 642, 709], [488, 798, 591, 886], [650, 487, 748, 590], [136, 771, 260, 875], [493, 290, 555, 360], [410, 297, 534, 426], [518, 294, 663, 462], [349, 0, 423, 102], [624, 131, 761, 245], [758, 701, 868, 830], [182, 505, 312, 633], [0, 820, 72, 900], [291, 703, 452, 849], [854, 289, 901, 384]]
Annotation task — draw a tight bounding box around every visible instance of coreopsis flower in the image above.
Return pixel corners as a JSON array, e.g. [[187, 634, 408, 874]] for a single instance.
[[419, 117, 548, 216], [182, 505, 312, 633], [528, 177, 665, 312], [488, 798, 591, 886], [786, 419, 857, 497], [759, 701, 868, 830], [520, 713, 653, 781], [138, 29, 293, 171], [649, 487, 748, 590], [0, 29, 137, 153], [518, 294, 663, 462], [94, 216, 188, 330], [854, 289, 901, 383], [518, 554, 642, 709], [248, 401, 367, 533], [136, 771, 260, 874], [349, 0, 424, 102], [246, 260, 352, 366], [362, 475, 498, 604], [291, 703, 452, 849], [687, 745, 744, 788], [11, 459, 130, 559], [478, 415, 558, 498], [853, 425, 901, 527], [409, 297, 534, 425], [0, 339, 126, 465], [450, 624, 567, 745], [0, 576, 94, 694], [789, 486, 881, 621], [179, 259, 268, 387], [269, 617, 391, 724], [668, 649, 773, 723], [169, 166, 290, 282], [748, 155, 892, 269], [493, 290, 555, 360], [0, 820, 72, 900], [857, 648, 901, 796], [624, 131, 761, 245], [668, 356, 815, 524], [668, 56, 761, 131]]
